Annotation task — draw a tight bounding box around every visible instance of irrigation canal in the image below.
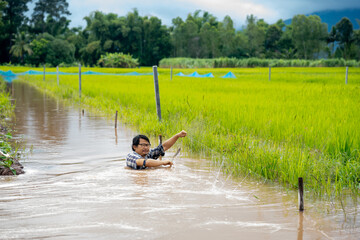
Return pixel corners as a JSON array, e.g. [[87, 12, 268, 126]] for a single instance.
[[0, 81, 359, 239]]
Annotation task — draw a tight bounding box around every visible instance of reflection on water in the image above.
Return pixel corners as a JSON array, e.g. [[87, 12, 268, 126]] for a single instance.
[[298, 212, 304, 240], [11, 81, 69, 145], [0, 81, 359, 239]]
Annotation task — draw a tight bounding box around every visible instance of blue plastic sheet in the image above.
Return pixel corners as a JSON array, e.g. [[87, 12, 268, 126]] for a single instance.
[[0, 70, 17, 82], [175, 71, 214, 78], [221, 72, 236, 78], [0, 69, 153, 82], [0, 70, 16, 76]]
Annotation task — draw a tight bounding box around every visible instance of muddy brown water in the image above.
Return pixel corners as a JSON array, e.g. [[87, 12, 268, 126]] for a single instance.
[[0, 81, 359, 239]]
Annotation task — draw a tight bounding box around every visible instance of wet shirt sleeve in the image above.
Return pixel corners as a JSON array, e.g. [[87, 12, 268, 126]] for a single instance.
[[147, 144, 165, 159], [126, 152, 142, 170]]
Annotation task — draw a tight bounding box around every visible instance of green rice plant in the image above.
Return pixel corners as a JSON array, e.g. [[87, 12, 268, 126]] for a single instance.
[[0, 90, 14, 120], [12, 66, 360, 196]]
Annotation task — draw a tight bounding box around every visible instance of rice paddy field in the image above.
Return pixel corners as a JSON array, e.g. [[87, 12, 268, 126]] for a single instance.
[[4, 66, 360, 197]]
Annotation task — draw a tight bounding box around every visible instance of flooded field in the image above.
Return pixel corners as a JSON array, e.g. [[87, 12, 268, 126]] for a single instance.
[[0, 82, 359, 239]]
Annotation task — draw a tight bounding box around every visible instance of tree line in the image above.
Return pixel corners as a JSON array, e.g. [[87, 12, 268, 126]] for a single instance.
[[0, 0, 359, 67]]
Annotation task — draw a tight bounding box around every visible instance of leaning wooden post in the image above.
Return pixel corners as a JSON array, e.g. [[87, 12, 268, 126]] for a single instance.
[[170, 67, 173, 80], [115, 110, 118, 129], [43, 65, 45, 81], [268, 66, 271, 81], [56, 66, 59, 86], [159, 135, 163, 160], [345, 66, 348, 84], [298, 177, 304, 211], [79, 63, 82, 98], [153, 65, 162, 121]]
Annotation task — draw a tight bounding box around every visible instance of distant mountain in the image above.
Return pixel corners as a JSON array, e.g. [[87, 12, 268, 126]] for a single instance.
[[284, 8, 360, 31]]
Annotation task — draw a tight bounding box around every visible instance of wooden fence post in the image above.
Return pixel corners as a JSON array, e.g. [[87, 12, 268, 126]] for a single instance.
[[345, 66, 348, 84], [153, 66, 162, 121], [170, 67, 173, 80], [298, 177, 304, 211], [56, 66, 59, 85], [159, 135, 163, 160], [269, 66, 271, 81], [115, 110, 118, 129], [79, 63, 82, 98]]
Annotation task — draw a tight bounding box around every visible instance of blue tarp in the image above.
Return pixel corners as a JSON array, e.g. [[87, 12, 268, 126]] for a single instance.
[[0, 69, 154, 82], [0, 70, 17, 82], [221, 72, 236, 78], [82, 70, 104, 75], [175, 71, 214, 78], [0, 70, 16, 76], [175, 72, 185, 77], [204, 73, 214, 78]]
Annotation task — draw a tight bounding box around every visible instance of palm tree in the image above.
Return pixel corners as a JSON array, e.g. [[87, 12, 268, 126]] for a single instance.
[[10, 32, 33, 64]]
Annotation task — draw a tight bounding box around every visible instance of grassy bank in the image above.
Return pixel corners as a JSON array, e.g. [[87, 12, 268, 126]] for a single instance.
[[11, 66, 360, 196], [0, 79, 24, 175]]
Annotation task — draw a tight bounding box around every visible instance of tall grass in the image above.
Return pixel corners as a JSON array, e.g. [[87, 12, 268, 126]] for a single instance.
[[11, 66, 360, 196], [160, 57, 360, 68], [0, 79, 18, 175]]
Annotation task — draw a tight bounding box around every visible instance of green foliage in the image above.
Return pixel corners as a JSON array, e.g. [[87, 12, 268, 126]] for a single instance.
[[79, 9, 171, 66], [10, 32, 33, 63], [265, 24, 283, 58], [80, 41, 101, 67], [0, 132, 16, 175], [140, 16, 172, 65], [27, 38, 49, 66], [66, 30, 86, 61], [160, 57, 360, 68], [329, 17, 357, 60], [291, 15, 328, 59], [2, 5, 360, 66], [97, 52, 139, 68], [0, 86, 14, 120], [0, 1, 6, 25], [31, 0, 71, 35], [0, 0, 31, 63], [171, 11, 238, 59], [46, 38, 75, 67], [245, 15, 266, 57], [160, 57, 214, 68]]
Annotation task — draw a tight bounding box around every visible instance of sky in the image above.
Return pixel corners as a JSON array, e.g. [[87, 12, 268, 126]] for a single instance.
[[62, 0, 360, 29]]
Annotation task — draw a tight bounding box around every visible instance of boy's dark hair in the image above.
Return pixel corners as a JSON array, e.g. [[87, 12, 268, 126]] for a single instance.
[[132, 134, 150, 151]]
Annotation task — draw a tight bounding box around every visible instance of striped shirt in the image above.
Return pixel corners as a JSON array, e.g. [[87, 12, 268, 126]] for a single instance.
[[126, 144, 165, 170]]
